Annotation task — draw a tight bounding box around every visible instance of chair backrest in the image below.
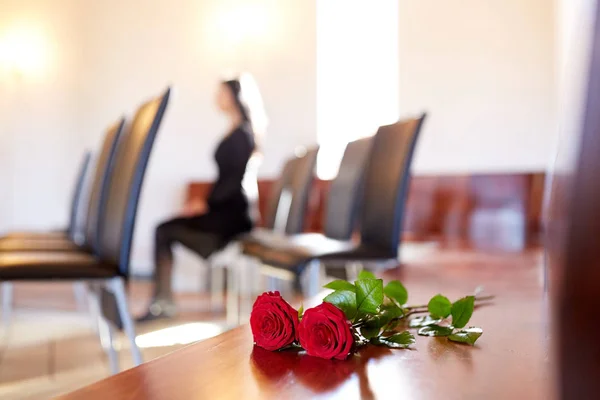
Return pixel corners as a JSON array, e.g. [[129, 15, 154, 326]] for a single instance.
[[83, 119, 126, 252], [285, 147, 319, 234], [264, 157, 297, 231], [97, 88, 171, 276], [66, 151, 93, 241], [324, 138, 373, 240], [359, 115, 426, 257]]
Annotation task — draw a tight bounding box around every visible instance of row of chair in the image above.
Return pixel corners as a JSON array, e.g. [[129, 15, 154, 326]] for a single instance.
[[0, 87, 171, 373], [211, 114, 426, 324]]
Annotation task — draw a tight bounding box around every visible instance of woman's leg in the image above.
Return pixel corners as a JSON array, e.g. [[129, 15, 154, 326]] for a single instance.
[[138, 218, 190, 321], [151, 219, 179, 302]]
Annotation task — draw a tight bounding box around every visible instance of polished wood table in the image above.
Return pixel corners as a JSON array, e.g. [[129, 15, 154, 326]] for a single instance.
[[59, 251, 552, 400]]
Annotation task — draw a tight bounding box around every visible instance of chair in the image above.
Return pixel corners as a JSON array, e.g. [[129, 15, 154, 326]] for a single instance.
[[1, 119, 126, 323], [161, 148, 318, 322], [239, 115, 426, 302], [0, 119, 126, 253], [221, 148, 319, 323], [0, 151, 93, 241], [234, 138, 371, 314], [236, 147, 320, 247], [0, 88, 171, 373]]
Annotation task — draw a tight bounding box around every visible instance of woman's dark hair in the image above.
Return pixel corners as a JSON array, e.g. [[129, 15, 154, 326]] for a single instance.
[[222, 73, 268, 140]]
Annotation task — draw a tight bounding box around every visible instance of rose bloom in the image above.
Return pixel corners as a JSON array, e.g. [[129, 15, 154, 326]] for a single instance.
[[298, 302, 354, 360], [250, 291, 299, 351]]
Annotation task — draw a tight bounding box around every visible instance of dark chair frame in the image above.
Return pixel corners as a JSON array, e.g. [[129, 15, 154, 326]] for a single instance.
[[239, 116, 426, 309], [0, 88, 171, 374]]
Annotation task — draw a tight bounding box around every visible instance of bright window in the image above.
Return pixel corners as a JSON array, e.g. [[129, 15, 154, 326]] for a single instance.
[[316, 0, 400, 179]]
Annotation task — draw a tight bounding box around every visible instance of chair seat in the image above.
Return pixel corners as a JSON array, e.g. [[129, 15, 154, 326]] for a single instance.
[[0, 252, 119, 280], [242, 231, 398, 271], [0, 231, 68, 241], [241, 232, 352, 269], [0, 238, 82, 252], [170, 226, 226, 259]]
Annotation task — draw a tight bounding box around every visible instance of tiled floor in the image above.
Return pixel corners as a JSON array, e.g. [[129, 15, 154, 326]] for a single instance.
[[0, 282, 229, 399], [0, 243, 543, 399]]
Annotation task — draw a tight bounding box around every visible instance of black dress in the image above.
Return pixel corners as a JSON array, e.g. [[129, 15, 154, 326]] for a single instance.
[[154, 124, 256, 259]]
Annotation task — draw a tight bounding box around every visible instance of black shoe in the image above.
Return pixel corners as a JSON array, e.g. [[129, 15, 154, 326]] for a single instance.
[[136, 299, 177, 323]]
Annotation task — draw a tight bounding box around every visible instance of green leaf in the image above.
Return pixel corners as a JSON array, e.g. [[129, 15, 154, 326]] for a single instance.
[[409, 315, 442, 328], [448, 327, 483, 345], [298, 304, 304, 320], [361, 325, 381, 340], [383, 280, 408, 305], [428, 294, 452, 318], [324, 290, 357, 320], [380, 303, 405, 319], [355, 279, 384, 314], [451, 296, 475, 329], [417, 324, 454, 337], [383, 319, 402, 333], [360, 304, 404, 339], [323, 280, 356, 293], [358, 270, 376, 280], [374, 331, 416, 349]]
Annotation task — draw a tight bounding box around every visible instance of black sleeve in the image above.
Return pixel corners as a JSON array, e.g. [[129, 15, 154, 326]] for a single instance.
[[207, 131, 252, 208]]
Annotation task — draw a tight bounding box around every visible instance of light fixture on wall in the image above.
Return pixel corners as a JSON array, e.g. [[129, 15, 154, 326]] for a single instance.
[[216, 2, 271, 47], [0, 24, 50, 82]]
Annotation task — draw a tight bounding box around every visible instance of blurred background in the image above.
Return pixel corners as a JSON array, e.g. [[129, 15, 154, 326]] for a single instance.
[[0, 0, 589, 398], [0, 0, 557, 278]]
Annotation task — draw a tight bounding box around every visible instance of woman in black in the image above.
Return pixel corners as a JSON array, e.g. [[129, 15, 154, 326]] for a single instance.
[[138, 75, 267, 321]]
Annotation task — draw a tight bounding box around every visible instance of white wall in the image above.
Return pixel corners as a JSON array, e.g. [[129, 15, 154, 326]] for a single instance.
[[0, 0, 86, 231], [77, 0, 317, 275], [399, 0, 557, 174], [0, 0, 558, 278], [316, 0, 399, 179], [553, 0, 597, 176]]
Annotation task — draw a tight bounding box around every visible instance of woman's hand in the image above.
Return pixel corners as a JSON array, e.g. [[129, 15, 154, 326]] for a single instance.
[[180, 198, 208, 217]]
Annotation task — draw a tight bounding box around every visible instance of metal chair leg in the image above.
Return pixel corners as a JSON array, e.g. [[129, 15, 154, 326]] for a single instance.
[[345, 262, 362, 282], [266, 276, 277, 292], [304, 260, 322, 298], [73, 281, 88, 312], [87, 283, 119, 374], [97, 311, 120, 374], [2, 282, 13, 327], [107, 277, 142, 367], [86, 283, 100, 334], [226, 260, 240, 327], [240, 257, 257, 324], [210, 265, 225, 312]]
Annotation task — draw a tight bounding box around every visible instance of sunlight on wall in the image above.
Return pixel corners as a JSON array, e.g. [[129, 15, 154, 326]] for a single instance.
[[216, 2, 270, 45], [203, 0, 281, 64], [316, 0, 399, 179], [0, 22, 51, 82]]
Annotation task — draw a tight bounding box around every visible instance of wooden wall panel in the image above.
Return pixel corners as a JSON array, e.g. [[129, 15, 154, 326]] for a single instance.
[[186, 172, 546, 251]]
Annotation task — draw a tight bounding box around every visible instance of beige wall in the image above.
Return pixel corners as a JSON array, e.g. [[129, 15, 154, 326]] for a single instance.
[[399, 0, 557, 174], [0, 0, 558, 277], [0, 0, 316, 278], [0, 0, 86, 231], [77, 0, 317, 275]]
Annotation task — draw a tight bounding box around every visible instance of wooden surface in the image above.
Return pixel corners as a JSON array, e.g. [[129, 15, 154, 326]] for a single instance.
[[59, 250, 551, 400], [550, 1, 600, 396], [187, 172, 545, 251]]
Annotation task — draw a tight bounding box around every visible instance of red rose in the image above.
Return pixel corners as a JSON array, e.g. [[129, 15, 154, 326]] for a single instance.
[[250, 291, 299, 351], [298, 302, 354, 360]]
